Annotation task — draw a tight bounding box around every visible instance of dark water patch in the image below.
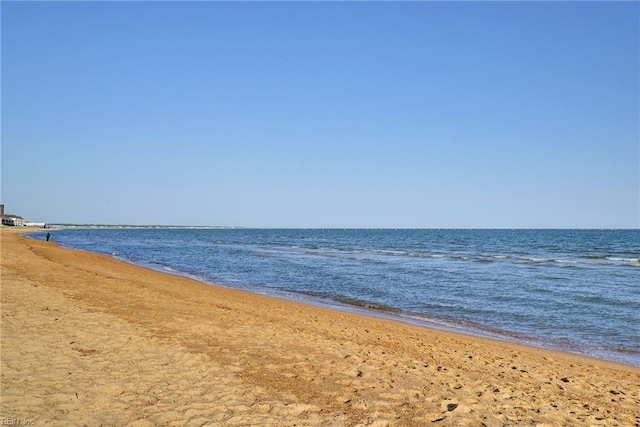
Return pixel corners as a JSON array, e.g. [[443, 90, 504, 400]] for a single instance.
[[474, 257, 495, 264], [582, 254, 607, 260], [335, 297, 403, 314]]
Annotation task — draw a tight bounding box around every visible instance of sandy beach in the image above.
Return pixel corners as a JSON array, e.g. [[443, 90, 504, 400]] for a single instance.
[[1, 229, 638, 426]]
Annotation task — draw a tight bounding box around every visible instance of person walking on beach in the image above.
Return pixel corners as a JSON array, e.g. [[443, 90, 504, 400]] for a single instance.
[[46, 232, 51, 242]]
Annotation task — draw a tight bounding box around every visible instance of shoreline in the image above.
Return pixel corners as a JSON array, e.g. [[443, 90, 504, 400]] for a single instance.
[[24, 227, 640, 367], [2, 228, 639, 425]]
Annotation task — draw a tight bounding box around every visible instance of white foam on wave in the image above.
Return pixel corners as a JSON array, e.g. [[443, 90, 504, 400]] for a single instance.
[[519, 257, 554, 263], [607, 257, 640, 263]]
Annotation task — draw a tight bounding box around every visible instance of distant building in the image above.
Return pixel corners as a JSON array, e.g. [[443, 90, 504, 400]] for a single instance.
[[2, 215, 24, 226], [1, 204, 25, 226], [23, 221, 47, 228]]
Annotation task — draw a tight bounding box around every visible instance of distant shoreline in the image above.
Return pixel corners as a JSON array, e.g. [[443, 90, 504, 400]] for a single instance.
[[47, 224, 243, 230]]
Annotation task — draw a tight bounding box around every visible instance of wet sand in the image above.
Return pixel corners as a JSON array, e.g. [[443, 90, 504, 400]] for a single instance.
[[1, 228, 639, 426]]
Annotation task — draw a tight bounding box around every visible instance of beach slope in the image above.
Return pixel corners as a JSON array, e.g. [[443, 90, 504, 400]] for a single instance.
[[1, 229, 639, 426]]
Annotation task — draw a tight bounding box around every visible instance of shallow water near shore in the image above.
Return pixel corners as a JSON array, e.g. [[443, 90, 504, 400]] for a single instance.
[[36, 228, 640, 365]]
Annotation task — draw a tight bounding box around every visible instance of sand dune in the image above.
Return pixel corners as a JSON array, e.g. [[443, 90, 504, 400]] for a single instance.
[[1, 229, 638, 426]]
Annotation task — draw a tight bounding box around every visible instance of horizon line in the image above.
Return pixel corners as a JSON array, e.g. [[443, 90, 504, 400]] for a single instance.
[[46, 224, 640, 231]]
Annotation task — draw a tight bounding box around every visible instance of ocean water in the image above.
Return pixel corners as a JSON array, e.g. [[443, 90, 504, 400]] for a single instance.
[[34, 228, 640, 365]]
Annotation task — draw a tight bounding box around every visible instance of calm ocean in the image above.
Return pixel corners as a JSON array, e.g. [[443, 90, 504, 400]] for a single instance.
[[34, 228, 640, 366]]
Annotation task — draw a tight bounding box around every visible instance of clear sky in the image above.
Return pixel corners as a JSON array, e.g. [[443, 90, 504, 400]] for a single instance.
[[2, 1, 638, 228]]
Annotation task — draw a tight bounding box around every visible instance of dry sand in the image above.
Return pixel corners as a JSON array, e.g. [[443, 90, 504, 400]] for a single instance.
[[1, 228, 639, 426]]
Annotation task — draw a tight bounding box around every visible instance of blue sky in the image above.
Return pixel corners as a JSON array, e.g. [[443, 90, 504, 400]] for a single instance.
[[2, 1, 638, 228]]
